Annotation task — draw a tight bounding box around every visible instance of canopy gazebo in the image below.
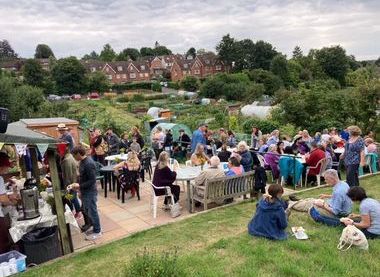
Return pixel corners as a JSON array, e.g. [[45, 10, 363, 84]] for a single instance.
[[0, 121, 72, 255]]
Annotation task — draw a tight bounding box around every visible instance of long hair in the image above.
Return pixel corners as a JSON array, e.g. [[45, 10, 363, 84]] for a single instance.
[[157, 151, 169, 170]]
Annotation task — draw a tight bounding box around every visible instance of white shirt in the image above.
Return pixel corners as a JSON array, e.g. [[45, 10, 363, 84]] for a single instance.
[[0, 176, 7, 217]]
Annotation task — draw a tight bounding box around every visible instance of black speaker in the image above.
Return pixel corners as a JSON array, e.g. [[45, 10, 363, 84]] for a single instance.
[[0, 108, 10, 133]]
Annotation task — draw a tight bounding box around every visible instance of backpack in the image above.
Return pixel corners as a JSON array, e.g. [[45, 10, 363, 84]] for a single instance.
[[337, 225, 368, 251], [95, 138, 109, 155], [254, 166, 267, 192]]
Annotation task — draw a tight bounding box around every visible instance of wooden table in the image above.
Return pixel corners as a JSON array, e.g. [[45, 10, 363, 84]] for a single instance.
[[176, 163, 229, 213]]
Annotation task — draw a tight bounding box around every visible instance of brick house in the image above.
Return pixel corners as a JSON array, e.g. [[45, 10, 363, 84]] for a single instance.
[[82, 53, 228, 84]]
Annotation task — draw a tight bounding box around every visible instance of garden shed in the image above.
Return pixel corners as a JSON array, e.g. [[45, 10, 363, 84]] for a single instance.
[[150, 123, 191, 142]]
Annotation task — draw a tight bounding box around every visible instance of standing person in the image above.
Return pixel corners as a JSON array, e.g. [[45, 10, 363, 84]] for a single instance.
[[251, 127, 262, 149], [91, 128, 108, 165], [344, 187, 380, 239], [178, 129, 191, 157], [129, 137, 142, 153], [60, 147, 81, 218], [57, 123, 75, 152], [191, 123, 207, 153], [309, 169, 352, 226], [131, 126, 145, 149], [0, 153, 19, 254], [105, 128, 120, 155], [70, 146, 102, 240], [152, 126, 165, 160], [248, 184, 288, 240], [163, 129, 173, 156], [340, 126, 366, 187], [152, 151, 180, 210]]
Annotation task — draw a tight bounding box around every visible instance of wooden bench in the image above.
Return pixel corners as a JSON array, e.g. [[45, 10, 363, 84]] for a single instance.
[[191, 171, 255, 211]]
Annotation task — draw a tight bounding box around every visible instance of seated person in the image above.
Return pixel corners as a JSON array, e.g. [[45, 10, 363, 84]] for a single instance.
[[248, 184, 288, 240], [264, 144, 280, 179], [113, 151, 141, 197], [226, 157, 244, 176], [152, 152, 180, 209], [304, 141, 326, 184], [309, 169, 352, 226], [191, 143, 210, 166], [343, 187, 380, 239], [237, 141, 253, 172], [194, 156, 225, 197], [218, 143, 231, 162]]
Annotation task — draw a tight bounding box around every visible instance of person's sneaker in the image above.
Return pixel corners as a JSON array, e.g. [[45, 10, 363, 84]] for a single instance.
[[85, 232, 102, 241], [85, 226, 94, 235], [80, 224, 92, 233], [289, 195, 301, 201]]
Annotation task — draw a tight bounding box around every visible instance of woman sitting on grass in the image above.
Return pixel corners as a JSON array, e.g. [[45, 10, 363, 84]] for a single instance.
[[343, 186, 380, 239], [248, 184, 288, 240]]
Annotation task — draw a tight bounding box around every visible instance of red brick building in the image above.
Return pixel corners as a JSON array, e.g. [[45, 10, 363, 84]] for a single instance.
[[82, 53, 228, 84]]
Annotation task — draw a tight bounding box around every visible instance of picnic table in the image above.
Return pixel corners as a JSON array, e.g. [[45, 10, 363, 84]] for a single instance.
[[105, 153, 129, 166]]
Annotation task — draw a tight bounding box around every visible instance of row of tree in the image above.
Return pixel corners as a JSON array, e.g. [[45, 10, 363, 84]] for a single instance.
[[0, 40, 55, 60]]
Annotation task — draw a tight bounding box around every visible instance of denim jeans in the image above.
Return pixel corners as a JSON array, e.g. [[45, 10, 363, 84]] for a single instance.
[[71, 191, 81, 213], [309, 206, 343, 227], [81, 191, 101, 233], [363, 229, 380, 239], [346, 164, 360, 187]]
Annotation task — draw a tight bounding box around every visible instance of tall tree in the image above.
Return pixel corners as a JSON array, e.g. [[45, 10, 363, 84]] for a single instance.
[[23, 59, 45, 87], [233, 39, 255, 71], [315, 45, 350, 85], [270, 54, 291, 87], [86, 71, 110, 92], [186, 47, 196, 59], [82, 51, 99, 60], [34, 44, 55, 59], [11, 85, 45, 120], [251, 40, 278, 70], [292, 46, 303, 59], [140, 47, 154, 57], [216, 34, 236, 67], [99, 44, 116, 61], [153, 46, 172, 56], [117, 48, 140, 61], [51, 57, 86, 94], [0, 40, 18, 60]]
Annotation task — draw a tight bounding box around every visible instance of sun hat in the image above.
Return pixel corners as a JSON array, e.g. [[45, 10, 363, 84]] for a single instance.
[[56, 123, 69, 131]]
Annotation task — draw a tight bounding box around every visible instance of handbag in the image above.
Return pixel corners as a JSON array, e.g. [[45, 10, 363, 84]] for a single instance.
[[95, 138, 108, 155], [337, 225, 368, 251]]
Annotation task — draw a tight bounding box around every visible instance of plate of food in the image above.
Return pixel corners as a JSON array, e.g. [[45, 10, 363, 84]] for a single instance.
[[292, 226, 309, 240]]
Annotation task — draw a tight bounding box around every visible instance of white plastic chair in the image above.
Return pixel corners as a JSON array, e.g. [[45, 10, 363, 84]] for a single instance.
[[305, 158, 327, 187], [185, 160, 193, 167], [146, 180, 174, 219]]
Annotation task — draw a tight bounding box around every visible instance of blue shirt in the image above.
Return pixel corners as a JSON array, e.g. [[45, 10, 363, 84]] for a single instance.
[[328, 181, 352, 216], [344, 138, 364, 165], [360, 198, 380, 235], [191, 129, 206, 153]]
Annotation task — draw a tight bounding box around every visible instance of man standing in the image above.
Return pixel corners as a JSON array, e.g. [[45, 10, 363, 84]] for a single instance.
[[191, 123, 207, 153], [309, 169, 352, 226], [105, 128, 120, 155], [57, 123, 75, 152], [70, 146, 102, 240]]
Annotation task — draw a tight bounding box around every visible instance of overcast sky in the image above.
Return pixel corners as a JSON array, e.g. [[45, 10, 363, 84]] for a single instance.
[[1, 0, 379, 60]]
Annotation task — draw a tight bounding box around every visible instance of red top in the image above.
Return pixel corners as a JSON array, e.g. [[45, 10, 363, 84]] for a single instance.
[[306, 148, 326, 176]]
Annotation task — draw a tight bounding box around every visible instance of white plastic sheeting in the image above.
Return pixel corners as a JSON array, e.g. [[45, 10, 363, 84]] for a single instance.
[[147, 107, 161, 119], [241, 102, 273, 119]]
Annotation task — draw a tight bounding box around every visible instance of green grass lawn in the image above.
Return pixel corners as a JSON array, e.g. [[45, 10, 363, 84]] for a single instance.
[[22, 175, 380, 277]]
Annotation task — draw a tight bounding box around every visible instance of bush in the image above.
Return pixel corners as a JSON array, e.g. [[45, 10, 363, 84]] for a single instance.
[[242, 117, 280, 134], [167, 81, 180, 90], [180, 76, 199, 92], [151, 82, 162, 92], [131, 94, 145, 102], [112, 81, 155, 92], [125, 248, 183, 277]]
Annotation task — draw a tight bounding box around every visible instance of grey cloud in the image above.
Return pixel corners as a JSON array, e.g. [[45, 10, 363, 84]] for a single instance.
[[0, 0, 379, 59]]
